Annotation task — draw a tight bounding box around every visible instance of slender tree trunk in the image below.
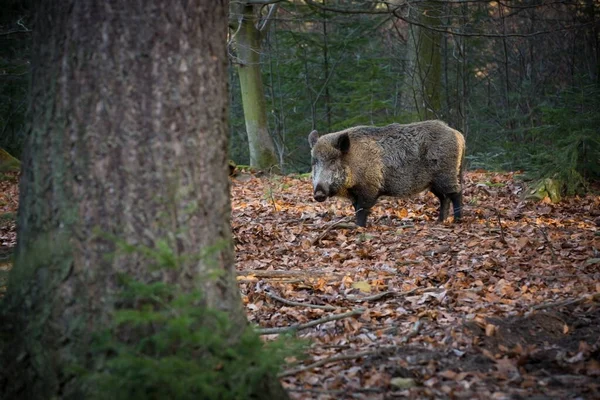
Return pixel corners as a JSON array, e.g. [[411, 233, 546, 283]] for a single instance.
[[460, 2, 469, 136], [499, 3, 512, 128], [0, 1, 287, 399], [414, 1, 442, 120], [322, 4, 332, 132], [236, 4, 280, 172]]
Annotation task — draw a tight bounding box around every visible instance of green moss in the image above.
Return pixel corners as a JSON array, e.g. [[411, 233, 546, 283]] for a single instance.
[[0, 148, 21, 175], [526, 178, 562, 203], [256, 151, 280, 174]]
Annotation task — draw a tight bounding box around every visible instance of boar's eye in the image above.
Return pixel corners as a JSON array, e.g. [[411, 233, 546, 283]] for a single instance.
[[311, 158, 317, 166]]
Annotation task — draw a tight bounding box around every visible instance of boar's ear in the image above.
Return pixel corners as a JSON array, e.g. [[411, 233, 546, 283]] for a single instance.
[[336, 133, 350, 154], [308, 130, 319, 149]]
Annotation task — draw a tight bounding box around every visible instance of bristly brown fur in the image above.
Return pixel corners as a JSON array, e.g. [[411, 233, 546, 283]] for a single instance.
[[309, 120, 465, 227]]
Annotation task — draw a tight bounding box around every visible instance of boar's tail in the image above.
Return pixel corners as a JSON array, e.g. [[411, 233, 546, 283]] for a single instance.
[[455, 130, 466, 187], [459, 143, 466, 186]]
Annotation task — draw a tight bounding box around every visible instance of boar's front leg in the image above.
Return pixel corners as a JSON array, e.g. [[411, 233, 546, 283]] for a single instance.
[[353, 202, 370, 227], [350, 191, 377, 227]]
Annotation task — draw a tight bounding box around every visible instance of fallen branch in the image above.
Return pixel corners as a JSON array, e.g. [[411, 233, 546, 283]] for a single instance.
[[237, 269, 328, 278], [396, 223, 415, 229], [396, 260, 421, 265], [311, 215, 355, 245], [531, 293, 600, 311], [537, 226, 558, 264], [346, 286, 444, 302], [494, 209, 507, 244], [278, 349, 376, 378], [430, 227, 454, 232], [265, 289, 337, 310], [237, 278, 303, 284], [257, 308, 364, 335], [286, 387, 383, 396], [400, 319, 423, 344], [536, 274, 599, 281]]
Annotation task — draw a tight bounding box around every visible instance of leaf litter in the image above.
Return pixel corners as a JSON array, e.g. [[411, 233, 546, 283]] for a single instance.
[[233, 171, 600, 399], [1, 170, 599, 398]]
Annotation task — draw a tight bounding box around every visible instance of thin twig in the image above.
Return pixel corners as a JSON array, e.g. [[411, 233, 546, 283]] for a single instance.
[[346, 286, 444, 302], [265, 289, 337, 310], [538, 274, 600, 281], [311, 215, 355, 245], [257, 308, 364, 335], [537, 226, 558, 264], [400, 319, 423, 344], [430, 227, 454, 232], [237, 278, 303, 284], [531, 293, 600, 311], [278, 349, 376, 378], [286, 387, 383, 396], [494, 209, 507, 243], [396, 260, 421, 265], [237, 269, 329, 277]]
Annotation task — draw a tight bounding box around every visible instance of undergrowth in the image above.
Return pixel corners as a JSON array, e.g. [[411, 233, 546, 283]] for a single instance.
[[80, 240, 303, 400]]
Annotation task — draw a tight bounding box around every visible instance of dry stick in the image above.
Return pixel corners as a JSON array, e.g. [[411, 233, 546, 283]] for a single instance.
[[400, 319, 423, 344], [287, 388, 383, 396], [539, 273, 600, 281], [396, 260, 421, 265], [280, 344, 401, 378], [537, 226, 558, 264], [265, 289, 337, 311], [237, 278, 303, 284], [347, 290, 399, 302], [278, 349, 376, 378], [531, 293, 600, 311], [257, 308, 365, 335], [494, 209, 507, 243], [346, 286, 444, 302], [430, 226, 454, 232], [237, 269, 328, 278], [311, 215, 355, 245]]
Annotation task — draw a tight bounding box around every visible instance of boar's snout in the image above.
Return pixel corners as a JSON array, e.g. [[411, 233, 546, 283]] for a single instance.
[[314, 192, 327, 202], [313, 184, 328, 202]]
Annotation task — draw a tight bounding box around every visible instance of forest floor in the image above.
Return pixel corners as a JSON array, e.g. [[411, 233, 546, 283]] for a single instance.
[[1, 170, 599, 399]]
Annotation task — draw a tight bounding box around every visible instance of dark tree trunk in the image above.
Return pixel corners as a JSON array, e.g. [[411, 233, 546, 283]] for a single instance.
[[0, 1, 287, 399]]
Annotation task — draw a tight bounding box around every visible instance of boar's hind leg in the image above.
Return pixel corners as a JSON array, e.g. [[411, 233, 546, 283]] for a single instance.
[[431, 187, 450, 222], [449, 191, 462, 221]]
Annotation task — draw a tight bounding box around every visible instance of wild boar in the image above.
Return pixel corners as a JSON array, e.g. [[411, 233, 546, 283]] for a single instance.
[[308, 120, 465, 227]]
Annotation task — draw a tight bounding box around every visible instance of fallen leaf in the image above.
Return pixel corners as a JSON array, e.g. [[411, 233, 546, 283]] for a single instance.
[[352, 280, 372, 293], [390, 377, 417, 389]]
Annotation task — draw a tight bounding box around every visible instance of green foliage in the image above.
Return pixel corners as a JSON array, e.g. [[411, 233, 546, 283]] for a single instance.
[[470, 84, 599, 195], [524, 86, 600, 194], [82, 240, 303, 400], [0, 1, 31, 159], [0, 212, 16, 226], [236, 7, 412, 173]]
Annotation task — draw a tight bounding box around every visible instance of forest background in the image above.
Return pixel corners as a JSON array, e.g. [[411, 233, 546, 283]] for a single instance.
[[0, 1, 599, 398], [2, 0, 599, 193]]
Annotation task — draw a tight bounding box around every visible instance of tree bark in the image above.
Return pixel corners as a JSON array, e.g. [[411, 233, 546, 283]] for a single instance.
[[236, 4, 280, 172], [0, 1, 287, 399], [413, 1, 442, 119]]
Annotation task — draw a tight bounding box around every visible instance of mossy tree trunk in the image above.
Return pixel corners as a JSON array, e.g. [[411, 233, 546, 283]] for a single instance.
[[411, 1, 443, 120], [0, 1, 287, 399], [235, 4, 280, 172]]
